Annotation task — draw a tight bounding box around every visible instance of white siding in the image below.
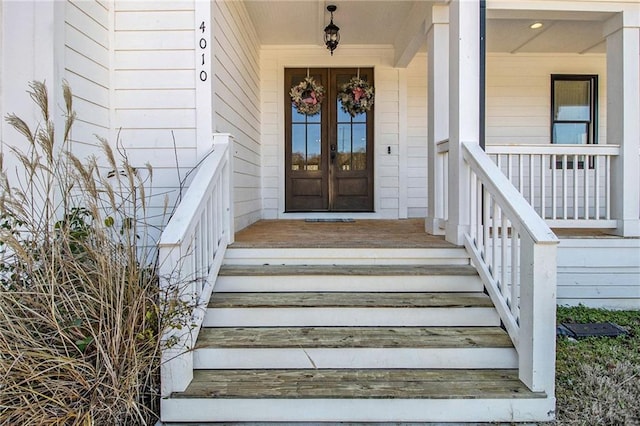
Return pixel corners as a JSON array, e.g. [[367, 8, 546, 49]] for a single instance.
[[557, 238, 640, 310], [212, 0, 261, 231], [406, 54, 428, 218], [260, 45, 400, 219], [65, 0, 110, 154], [112, 1, 197, 232], [486, 53, 607, 145]]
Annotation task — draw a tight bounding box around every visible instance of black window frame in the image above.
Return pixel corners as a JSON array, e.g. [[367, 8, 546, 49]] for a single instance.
[[550, 74, 598, 169]]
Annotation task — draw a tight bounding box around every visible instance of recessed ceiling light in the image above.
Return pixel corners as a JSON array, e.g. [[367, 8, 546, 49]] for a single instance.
[[530, 22, 543, 29]]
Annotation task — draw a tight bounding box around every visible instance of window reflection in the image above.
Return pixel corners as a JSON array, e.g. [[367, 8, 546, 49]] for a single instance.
[[291, 109, 322, 171], [336, 97, 367, 171]]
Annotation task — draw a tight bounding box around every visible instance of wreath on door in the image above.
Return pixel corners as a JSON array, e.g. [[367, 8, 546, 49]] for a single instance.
[[338, 76, 375, 117], [290, 76, 325, 116]]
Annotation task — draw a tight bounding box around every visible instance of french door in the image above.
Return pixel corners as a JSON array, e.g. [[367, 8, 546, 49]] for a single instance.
[[285, 68, 374, 212]]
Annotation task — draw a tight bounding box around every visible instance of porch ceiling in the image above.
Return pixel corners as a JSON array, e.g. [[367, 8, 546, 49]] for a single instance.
[[244, 1, 614, 60]]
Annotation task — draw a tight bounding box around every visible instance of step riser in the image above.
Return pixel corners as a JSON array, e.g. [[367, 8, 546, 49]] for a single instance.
[[193, 347, 518, 369], [204, 307, 500, 327], [161, 398, 554, 423], [214, 275, 483, 292], [223, 248, 470, 266]]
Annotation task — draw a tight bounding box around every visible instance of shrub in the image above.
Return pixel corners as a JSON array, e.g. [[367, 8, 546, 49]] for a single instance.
[[0, 81, 177, 424]]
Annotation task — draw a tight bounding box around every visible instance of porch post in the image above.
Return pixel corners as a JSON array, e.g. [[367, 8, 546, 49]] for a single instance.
[[446, 0, 480, 245], [425, 5, 449, 236], [605, 11, 640, 237]]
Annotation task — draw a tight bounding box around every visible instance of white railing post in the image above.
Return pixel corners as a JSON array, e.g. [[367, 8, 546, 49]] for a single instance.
[[518, 234, 557, 392], [214, 133, 235, 244], [446, 0, 479, 245], [606, 13, 640, 236], [426, 4, 449, 235]]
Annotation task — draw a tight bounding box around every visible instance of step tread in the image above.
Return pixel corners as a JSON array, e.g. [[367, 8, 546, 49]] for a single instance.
[[208, 292, 493, 308], [218, 264, 477, 276], [173, 369, 545, 399], [196, 326, 513, 349]]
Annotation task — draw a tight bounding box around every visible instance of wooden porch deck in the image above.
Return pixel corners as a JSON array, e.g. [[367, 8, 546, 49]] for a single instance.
[[231, 218, 457, 249], [231, 219, 619, 249]]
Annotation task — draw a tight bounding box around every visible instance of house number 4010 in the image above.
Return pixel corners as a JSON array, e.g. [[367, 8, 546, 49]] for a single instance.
[[198, 21, 207, 82]]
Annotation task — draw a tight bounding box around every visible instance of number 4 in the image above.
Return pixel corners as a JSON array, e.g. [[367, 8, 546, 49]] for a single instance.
[[200, 21, 206, 33]]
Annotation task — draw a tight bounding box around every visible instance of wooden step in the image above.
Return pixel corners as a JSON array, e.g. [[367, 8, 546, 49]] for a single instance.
[[204, 292, 500, 326], [209, 291, 492, 308], [193, 326, 517, 369], [218, 264, 478, 276], [162, 369, 550, 423], [215, 264, 482, 292], [174, 368, 545, 399]]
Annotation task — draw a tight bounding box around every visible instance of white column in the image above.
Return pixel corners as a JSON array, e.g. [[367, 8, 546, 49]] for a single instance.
[[446, 0, 480, 245], [425, 5, 449, 235], [605, 11, 640, 237]]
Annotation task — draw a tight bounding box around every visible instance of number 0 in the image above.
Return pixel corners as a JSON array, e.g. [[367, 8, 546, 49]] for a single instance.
[[200, 71, 207, 82], [199, 38, 207, 49]]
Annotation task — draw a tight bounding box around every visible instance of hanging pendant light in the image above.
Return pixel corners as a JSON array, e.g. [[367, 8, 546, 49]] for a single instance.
[[324, 5, 340, 56]]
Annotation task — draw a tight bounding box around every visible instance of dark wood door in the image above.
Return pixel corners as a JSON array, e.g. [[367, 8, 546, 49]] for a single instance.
[[285, 68, 374, 212]]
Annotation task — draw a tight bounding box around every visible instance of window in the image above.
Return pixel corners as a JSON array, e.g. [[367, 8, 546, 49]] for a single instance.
[[551, 74, 598, 145]]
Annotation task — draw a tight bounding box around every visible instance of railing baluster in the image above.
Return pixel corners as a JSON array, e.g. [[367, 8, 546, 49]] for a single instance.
[[492, 197, 498, 276], [562, 155, 568, 220], [541, 154, 546, 219], [510, 230, 519, 316], [483, 190, 490, 263], [518, 154, 523, 194], [552, 154, 557, 220], [501, 215, 508, 295], [595, 155, 601, 220], [584, 155, 590, 220], [604, 157, 611, 220], [529, 154, 535, 207], [573, 154, 579, 220]]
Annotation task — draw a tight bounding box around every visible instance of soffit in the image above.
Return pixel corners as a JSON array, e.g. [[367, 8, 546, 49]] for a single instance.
[[244, 0, 421, 46], [244, 2, 615, 55]]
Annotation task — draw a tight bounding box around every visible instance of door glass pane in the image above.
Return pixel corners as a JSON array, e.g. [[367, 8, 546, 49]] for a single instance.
[[306, 124, 321, 170], [352, 124, 367, 170], [337, 123, 352, 170], [291, 124, 306, 170], [336, 96, 368, 171]]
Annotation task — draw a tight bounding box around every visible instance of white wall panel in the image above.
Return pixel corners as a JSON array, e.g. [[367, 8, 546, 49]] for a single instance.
[[557, 238, 640, 310], [406, 54, 428, 218], [65, 0, 110, 148], [212, 0, 261, 231], [112, 0, 197, 230], [486, 53, 607, 145]]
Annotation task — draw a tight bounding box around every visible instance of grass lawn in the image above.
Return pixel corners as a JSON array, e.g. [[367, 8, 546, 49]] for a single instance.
[[555, 306, 640, 425]]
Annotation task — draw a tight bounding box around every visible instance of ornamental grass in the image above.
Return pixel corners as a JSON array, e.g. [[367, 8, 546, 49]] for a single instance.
[[0, 82, 181, 425]]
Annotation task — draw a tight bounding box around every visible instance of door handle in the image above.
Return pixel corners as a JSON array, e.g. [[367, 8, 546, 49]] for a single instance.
[[330, 144, 337, 161]]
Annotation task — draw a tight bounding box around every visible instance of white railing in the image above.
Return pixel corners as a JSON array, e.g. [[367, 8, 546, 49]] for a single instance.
[[463, 142, 559, 393], [486, 144, 620, 228], [159, 133, 234, 397]]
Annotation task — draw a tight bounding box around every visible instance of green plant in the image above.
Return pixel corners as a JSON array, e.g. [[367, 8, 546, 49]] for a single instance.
[[556, 306, 640, 425], [0, 81, 189, 425]]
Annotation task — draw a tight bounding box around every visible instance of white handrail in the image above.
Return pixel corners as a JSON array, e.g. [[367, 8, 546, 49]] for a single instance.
[[486, 144, 620, 228], [463, 142, 559, 394], [159, 133, 234, 397]]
